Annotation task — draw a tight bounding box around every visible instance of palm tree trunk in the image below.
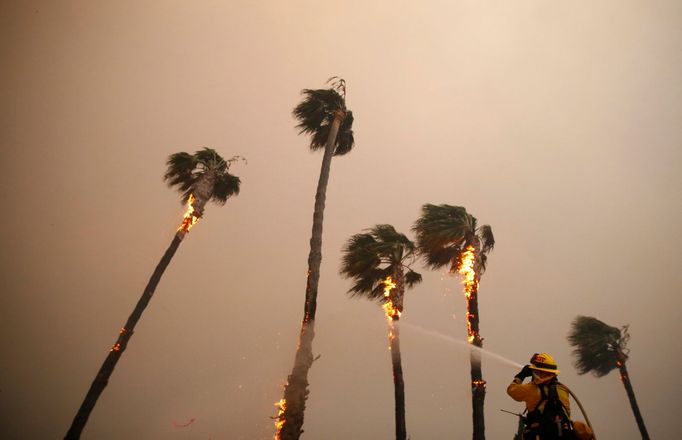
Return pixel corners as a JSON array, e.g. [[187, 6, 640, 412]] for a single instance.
[[389, 319, 407, 440], [618, 362, 650, 440], [278, 111, 344, 440], [468, 287, 485, 440], [65, 230, 187, 439]]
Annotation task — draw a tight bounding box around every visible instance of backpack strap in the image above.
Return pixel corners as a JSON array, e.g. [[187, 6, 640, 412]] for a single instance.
[[553, 381, 573, 421], [531, 383, 549, 414]]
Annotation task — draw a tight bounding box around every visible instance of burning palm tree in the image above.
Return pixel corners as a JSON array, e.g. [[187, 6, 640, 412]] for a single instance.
[[568, 316, 650, 440], [65, 148, 241, 439], [412, 204, 494, 440], [276, 78, 354, 440], [340, 225, 422, 440]]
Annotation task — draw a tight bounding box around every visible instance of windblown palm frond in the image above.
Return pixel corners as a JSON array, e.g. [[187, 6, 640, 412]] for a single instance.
[[340, 224, 421, 303], [293, 88, 354, 155], [164, 148, 241, 205], [568, 316, 628, 377], [212, 173, 241, 204], [478, 224, 495, 255], [413, 204, 473, 269], [404, 270, 423, 288]]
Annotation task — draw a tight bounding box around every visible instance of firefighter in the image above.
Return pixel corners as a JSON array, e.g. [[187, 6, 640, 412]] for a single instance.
[[507, 353, 573, 439]]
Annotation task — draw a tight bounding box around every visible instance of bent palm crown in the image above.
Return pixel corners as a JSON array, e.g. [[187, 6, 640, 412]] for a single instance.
[[568, 315, 629, 377], [293, 84, 355, 156], [412, 204, 494, 273], [164, 148, 241, 213], [340, 224, 422, 302]]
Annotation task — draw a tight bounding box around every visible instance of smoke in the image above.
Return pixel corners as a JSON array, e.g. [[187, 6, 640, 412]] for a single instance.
[[401, 322, 523, 369]]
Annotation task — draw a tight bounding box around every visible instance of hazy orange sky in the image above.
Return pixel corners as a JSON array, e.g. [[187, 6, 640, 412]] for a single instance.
[[1, 1, 680, 439]]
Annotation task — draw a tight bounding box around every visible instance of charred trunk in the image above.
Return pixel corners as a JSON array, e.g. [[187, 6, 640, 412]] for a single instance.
[[468, 287, 486, 440], [390, 320, 407, 440], [618, 362, 650, 440], [390, 266, 407, 440], [278, 111, 343, 440], [65, 231, 186, 439]]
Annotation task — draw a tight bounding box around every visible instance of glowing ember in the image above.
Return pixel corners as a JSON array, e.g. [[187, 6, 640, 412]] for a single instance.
[[273, 398, 286, 439], [110, 343, 121, 352], [178, 194, 200, 232], [472, 379, 486, 387], [382, 276, 401, 320], [457, 246, 479, 344]]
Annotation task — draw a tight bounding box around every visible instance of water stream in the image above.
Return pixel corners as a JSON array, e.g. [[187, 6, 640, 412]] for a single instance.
[[400, 322, 523, 369]]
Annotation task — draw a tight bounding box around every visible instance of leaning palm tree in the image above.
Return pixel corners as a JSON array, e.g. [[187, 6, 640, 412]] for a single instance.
[[65, 148, 241, 439], [340, 224, 422, 440], [275, 78, 354, 440], [568, 316, 650, 439], [413, 204, 494, 440]]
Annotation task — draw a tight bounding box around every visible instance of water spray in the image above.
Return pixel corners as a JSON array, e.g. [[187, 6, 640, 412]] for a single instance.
[[401, 322, 522, 368]]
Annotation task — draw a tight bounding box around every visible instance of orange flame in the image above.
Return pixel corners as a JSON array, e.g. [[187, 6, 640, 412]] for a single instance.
[[458, 246, 479, 344], [382, 276, 400, 320], [273, 398, 286, 439], [110, 328, 128, 352], [178, 194, 200, 232]]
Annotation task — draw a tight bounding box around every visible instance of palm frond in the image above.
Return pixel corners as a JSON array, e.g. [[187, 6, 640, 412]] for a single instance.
[[413, 204, 471, 253], [414, 204, 495, 274], [293, 86, 354, 155], [405, 270, 423, 288], [211, 173, 241, 204], [195, 148, 227, 171], [340, 224, 419, 301], [347, 267, 387, 300], [293, 89, 344, 135], [164, 148, 242, 206], [478, 253, 488, 275], [164, 152, 197, 199], [340, 233, 379, 277], [568, 316, 626, 377], [327, 76, 346, 98], [478, 224, 495, 255], [333, 111, 355, 156]]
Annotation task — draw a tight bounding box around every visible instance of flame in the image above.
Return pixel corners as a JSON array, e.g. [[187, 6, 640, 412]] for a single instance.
[[458, 246, 479, 345], [110, 328, 128, 352], [178, 194, 200, 232], [273, 398, 286, 439], [382, 276, 401, 320]]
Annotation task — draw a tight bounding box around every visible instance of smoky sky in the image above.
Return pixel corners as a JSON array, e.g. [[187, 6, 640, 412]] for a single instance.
[[1, 1, 681, 439]]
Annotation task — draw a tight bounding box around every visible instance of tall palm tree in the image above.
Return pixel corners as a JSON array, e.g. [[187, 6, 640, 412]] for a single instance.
[[65, 148, 241, 439], [340, 224, 422, 440], [276, 78, 354, 440], [412, 204, 494, 440], [568, 316, 650, 439]]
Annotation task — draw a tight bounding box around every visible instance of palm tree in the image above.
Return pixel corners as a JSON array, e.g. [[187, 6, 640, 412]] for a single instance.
[[340, 225, 422, 440], [412, 204, 494, 440], [65, 148, 241, 439], [276, 78, 354, 440], [568, 316, 650, 439]]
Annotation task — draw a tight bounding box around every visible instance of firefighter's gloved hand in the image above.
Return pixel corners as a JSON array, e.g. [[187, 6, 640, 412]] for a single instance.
[[514, 365, 532, 381]]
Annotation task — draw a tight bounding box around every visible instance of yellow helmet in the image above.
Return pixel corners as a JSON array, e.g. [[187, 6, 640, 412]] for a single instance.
[[529, 352, 560, 374]]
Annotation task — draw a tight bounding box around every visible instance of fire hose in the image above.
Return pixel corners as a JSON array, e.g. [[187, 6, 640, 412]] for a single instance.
[[564, 384, 597, 440]]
